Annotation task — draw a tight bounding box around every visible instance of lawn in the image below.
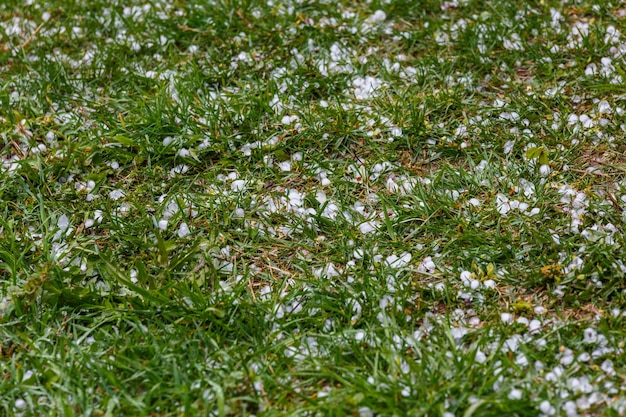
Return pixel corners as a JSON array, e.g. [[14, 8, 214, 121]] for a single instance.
[[1, 0, 626, 415]]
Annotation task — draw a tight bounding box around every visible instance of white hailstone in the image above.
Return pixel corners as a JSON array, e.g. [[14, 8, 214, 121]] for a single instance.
[[259, 285, 272, 301], [534, 305, 545, 315], [500, 111, 520, 121], [515, 352, 529, 367], [601, 359, 615, 375], [562, 400, 578, 417], [483, 279, 496, 289], [539, 164, 551, 176], [233, 208, 245, 218], [274, 305, 285, 319], [158, 219, 168, 230], [85, 219, 95, 228], [351, 299, 362, 320], [162, 202, 178, 220], [130, 269, 138, 284], [576, 396, 590, 411], [176, 148, 190, 157], [585, 63, 597, 76], [503, 140, 515, 154], [475, 350, 487, 363], [528, 207, 541, 216], [86, 180, 96, 191], [386, 177, 399, 192], [354, 330, 366, 341], [545, 86, 561, 97], [517, 178, 534, 197], [278, 161, 291, 172], [460, 270, 472, 286], [539, 400, 555, 415], [579, 114, 593, 128], [597, 100, 612, 113], [390, 127, 402, 137], [353, 76, 384, 100], [417, 256, 436, 273], [358, 406, 374, 417], [109, 189, 125, 200], [116, 203, 130, 215], [31, 143, 47, 154], [110, 161, 120, 170], [386, 252, 412, 269], [177, 222, 190, 238], [281, 115, 299, 125], [503, 34, 523, 51], [15, 399, 26, 409], [323, 318, 334, 333], [496, 193, 511, 215], [500, 312, 514, 324], [545, 366, 563, 382], [559, 349, 574, 366], [470, 279, 480, 290], [583, 328, 597, 344], [231, 180, 246, 191], [468, 198, 481, 207], [474, 160, 488, 172], [451, 327, 467, 341], [493, 99, 506, 108], [169, 164, 189, 177], [57, 214, 70, 232], [366, 9, 386, 24], [529, 319, 542, 334], [358, 221, 378, 234], [162, 136, 174, 146], [508, 388, 523, 400], [577, 352, 590, 362], [567, 114, 579, 125]]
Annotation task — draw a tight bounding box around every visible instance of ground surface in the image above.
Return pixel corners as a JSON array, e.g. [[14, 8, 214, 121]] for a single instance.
[[1, 0, 626, 415]]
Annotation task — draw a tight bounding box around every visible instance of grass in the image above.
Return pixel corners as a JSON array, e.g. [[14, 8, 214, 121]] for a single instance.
[[1, 0, 626, 415]]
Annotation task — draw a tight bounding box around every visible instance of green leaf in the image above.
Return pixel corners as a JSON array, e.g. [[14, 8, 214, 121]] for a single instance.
[[525, 147, 542, 159], [112, 135, 136, 147], [526, 146, 550, 165]]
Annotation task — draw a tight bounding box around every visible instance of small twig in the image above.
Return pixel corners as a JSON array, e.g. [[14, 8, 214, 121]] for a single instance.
[[606, 189, 623, 213], [21, 21, 46, 50], [192, 259, 205, 274], [176, 24, 208, 35], [248, 278, 256, 302]]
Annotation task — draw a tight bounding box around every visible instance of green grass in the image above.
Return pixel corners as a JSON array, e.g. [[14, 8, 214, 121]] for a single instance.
[[1, 0, 626, 415]]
